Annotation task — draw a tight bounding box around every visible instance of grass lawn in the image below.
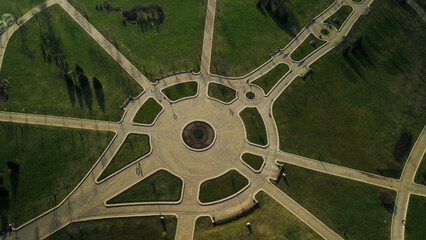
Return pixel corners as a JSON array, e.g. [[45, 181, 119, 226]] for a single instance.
[[320, 28, 330, 35], [107, 170, 182, 203], [45, 216, 177, 240], [0, 5, 142, 121], [161, 81, 198, 101], [253, 63, 289, 94], [199, 170, 248, 203], [68, 0, 207, 81], [275, 163, 395, 239], [212, 0, 333, 76], [324, 5, 353, 30], [0, 122, 113, 227], [414, 154, 426, 185], [273, 0, 426, 177], [194, 191, 321, 240], [0, 0, 44, 18], [290, 33, 326, 61], [241, 153, 264, 171], [405, 195, 426, 240], [98, 134, 150, 181], [133, 98, 162, 124], [415, 0, 426, 10], [239, 107, 267, 146], [208, 83, 236, 103]]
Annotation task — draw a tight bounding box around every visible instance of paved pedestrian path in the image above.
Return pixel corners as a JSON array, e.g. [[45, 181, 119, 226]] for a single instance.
[[0, 111, 120, 132], [0, 0, 424, 240]]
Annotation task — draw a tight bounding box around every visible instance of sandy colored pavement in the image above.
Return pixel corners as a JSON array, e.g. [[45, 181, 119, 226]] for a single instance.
[[0, 0, 425, 240]]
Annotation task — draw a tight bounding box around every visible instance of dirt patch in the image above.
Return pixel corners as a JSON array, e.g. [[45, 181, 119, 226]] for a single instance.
[[182, 121, 215, 150], [0, 80, 10, 103], [104, 2, 165, 25]]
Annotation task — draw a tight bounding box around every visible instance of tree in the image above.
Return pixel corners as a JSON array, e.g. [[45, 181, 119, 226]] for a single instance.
[[377, 189, 394, 205]]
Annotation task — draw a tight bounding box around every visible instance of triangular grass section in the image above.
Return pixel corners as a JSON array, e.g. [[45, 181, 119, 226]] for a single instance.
[[194, 191, 321, 240], [0, 122, 113, 226], [290, 33, 326, 61], [273, 0, 426, 177], [0, 5, 142, 121], [405, 195, 426, 239], [67, 0, 207, 82], [210, 0, 334, 77], [414, 154, 426, 185], [133, 98, 163, 124], [239, 107, 268, 146], [253, 63, 289, 94], [45, 216, 177, 240], [275, 163, 394, 239], [0, 0, 44, 18], [161, 81, 198, 101], [98, 134, 150, 181], [199, 170, 248, 203], [107, 170, 182, 203], [208, 83, 236, 103], [324, 5, 353, 30], [241, 153, 264, 171]]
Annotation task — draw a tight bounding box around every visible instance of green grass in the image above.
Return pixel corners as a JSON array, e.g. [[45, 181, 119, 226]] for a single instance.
[[98, 134, 150, 181], [273, 0, 426, 177], [275, 163, 395, 239], [325, 5, 353, 30], [45, 216, 177, 240], [414, 154, 426, 185], [239, 107, 267, 146], [0, 5, 142, 121], [415, 0, 426, 10], [199, 170, 248, 203], [194, 191, 321, 240], [290, 33, 326, 61], [68, 0, 207, 81], [241, 153, 264, 171], [253, 63, 289, 94], [107, 170, 182, 203], [0, 0, 44, 18], [133, 98, 162, 124], [405, 195, 426, 240], [0, 122, 113, 227], [208, 83, 236, 103], [212, 0, 333, 76], [320, 28, 330, 35], [161, 81, 198, 101]]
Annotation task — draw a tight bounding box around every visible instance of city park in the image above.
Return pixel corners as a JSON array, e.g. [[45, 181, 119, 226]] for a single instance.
[[0, 0, 425, 239]]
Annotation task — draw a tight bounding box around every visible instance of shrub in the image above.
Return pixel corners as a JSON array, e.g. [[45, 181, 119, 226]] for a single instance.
[[375, 161, 400, 177], [393, 131, 412, 162], [377, 189, 394, 205]]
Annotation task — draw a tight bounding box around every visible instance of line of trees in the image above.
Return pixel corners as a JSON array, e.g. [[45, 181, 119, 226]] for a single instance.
[[257, 0, 289, 25]]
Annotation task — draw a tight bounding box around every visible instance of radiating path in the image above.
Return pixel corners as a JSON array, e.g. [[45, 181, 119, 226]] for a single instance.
[[200, 0, 217, 75], [1, 0, 425, 240], [391, 126, 426, 240], [0, 111, 120, 132]]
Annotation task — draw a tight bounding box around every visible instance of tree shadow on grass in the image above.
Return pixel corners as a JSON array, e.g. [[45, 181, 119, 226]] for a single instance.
[[351, 36, 377, 70], [75, 85, 83, 108], [259, 0, 298, 37], [93, 77, 105, 113], [6, 161, 19, 198], [382, 202, 395, 214], [217, 15, 233, 47], [78, 74, 92, 111], [342, 47, 364, 80], [64, 74, 75, 106], [0, 185, 9, 230]]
